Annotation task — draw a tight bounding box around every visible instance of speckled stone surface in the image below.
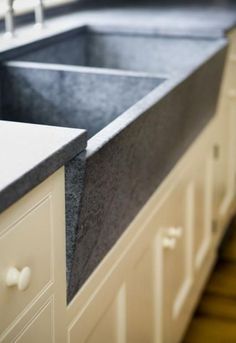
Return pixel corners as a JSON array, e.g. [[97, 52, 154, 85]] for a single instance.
[[1, 63, 162, 138], [65, 151, 86, 296], [11, 27, 224, 77], [67, 44, 227, 301], [0, 120, 86, 213]]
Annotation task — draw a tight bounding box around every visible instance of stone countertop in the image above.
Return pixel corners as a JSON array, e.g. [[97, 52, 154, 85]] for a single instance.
[[0, 121, 86, 213]]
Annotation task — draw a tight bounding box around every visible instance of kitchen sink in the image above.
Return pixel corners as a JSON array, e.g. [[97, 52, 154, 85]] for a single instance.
[[0, 26, 227, 302]]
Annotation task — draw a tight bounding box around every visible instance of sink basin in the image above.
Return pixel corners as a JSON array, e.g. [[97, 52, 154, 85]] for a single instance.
[[1, 62, 162, 138], [7, 25, 223, 77]]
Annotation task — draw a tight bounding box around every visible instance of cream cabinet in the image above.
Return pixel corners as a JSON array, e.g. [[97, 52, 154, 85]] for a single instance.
[[192, 151, 213, 275], [67, 117, 217, 343], [0, 168, 67, 343], [158, 175, 193, 343], [125, 173, 193, 343]]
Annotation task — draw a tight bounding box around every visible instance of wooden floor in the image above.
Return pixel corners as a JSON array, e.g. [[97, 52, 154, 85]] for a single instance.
[[183, 217, 236, 343]]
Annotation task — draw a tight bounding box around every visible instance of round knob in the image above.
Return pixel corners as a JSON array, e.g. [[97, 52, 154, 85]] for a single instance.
[[162, 237, 176, 250], [167, 227, 183, 239], [6, 267, 31, 291]]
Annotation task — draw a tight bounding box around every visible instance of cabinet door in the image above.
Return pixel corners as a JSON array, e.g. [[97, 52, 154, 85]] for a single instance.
[[160, 178, 194, 343], [0, 168, 67, 343], [68, 172, 193, 343], [193, 153, 213, 273], [212, 115, 228, 225]]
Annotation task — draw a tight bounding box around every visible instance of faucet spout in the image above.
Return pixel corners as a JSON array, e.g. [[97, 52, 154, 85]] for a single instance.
[[5, 0, 15, 37], [34, 0, 44, 28]]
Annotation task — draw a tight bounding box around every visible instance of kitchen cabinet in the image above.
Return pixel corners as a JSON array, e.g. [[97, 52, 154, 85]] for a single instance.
[[0, 168, 67, 343], [67, 115, 217, 343]]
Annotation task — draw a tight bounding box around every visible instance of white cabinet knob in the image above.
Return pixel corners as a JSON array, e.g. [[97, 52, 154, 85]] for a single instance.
[[166, 227, 183, 239], [5, 267, 31, 291], [162, 237, 176, 250]]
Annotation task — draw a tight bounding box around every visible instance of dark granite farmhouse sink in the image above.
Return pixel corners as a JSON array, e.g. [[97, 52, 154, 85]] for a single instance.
[[6, 25, 224, 76], [0, 63, 162, 138], [0, 26, 228, 302]]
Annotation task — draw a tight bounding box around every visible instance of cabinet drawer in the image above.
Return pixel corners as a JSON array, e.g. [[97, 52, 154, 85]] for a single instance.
[[0, 194, 53, 336]]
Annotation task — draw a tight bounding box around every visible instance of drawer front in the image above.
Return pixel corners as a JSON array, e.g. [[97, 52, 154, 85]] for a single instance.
[[0, 195, 53, 336]]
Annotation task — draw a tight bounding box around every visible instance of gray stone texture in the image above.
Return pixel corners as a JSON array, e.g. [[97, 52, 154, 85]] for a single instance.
[[65, 151, 86, 300], [1, 63, 162, 138]]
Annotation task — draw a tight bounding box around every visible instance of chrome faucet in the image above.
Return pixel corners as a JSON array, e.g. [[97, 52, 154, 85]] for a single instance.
[[4, 0, 45, 37], [34, 0, 44, 28], [5, 0, 15, 37]]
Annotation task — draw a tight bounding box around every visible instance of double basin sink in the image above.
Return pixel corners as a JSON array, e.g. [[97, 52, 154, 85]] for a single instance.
[[0, 25, 227, 301]]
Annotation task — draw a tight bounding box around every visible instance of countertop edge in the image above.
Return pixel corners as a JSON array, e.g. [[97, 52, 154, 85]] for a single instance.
[[0, 124, 87, 214]]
